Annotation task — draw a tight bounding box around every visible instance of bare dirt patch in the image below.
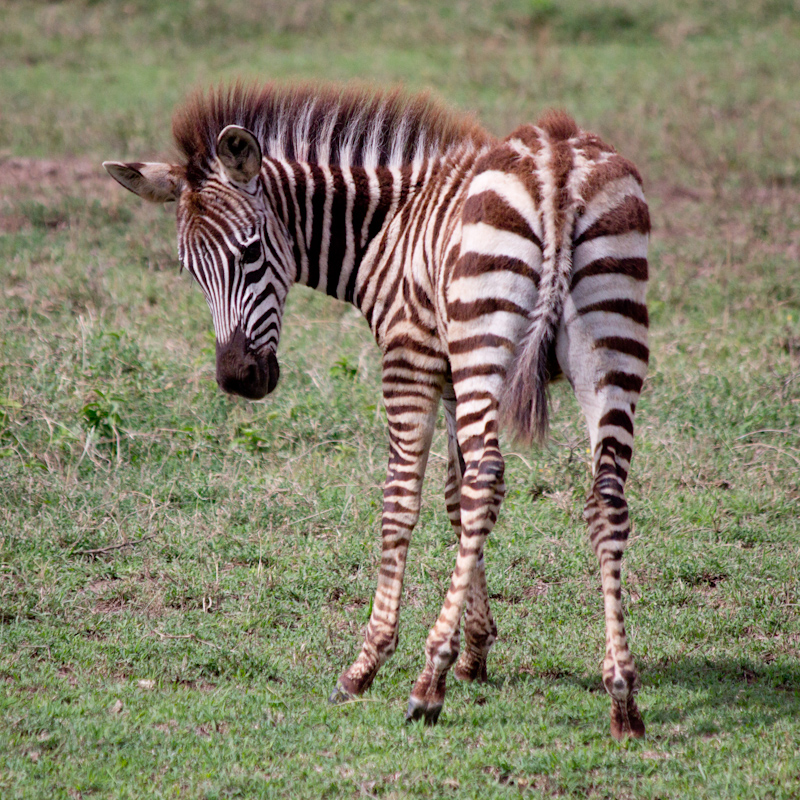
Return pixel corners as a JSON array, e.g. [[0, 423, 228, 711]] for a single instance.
[[0, 155, 121, 232], [648, 181, 800, 289], [651, 182, 800, 252], [0, 156, 115, 202]]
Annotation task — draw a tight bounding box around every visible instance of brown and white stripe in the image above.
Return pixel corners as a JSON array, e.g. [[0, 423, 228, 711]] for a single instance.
[[104, 82, 650, 739]]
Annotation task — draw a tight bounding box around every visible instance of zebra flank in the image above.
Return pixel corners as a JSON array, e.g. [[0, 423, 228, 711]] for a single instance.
[[104, 81, 650, 739]]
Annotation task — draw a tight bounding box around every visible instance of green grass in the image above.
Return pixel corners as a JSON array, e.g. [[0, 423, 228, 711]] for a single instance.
[[1, 0, 800, 797]]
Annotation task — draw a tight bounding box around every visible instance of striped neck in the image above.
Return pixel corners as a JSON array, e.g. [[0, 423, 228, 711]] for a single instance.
[[261, 155, 434, 305]]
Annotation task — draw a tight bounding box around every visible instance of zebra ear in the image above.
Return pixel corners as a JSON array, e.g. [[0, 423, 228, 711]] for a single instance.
[[216, 125, 262, 184], [103, 161, 184, 203]]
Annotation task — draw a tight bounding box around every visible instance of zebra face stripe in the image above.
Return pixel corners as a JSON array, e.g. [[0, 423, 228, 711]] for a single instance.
[[177, 182, 292, 398]]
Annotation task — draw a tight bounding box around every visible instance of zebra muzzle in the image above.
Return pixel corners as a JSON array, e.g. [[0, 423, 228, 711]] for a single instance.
[[215, 329, 279, 400]]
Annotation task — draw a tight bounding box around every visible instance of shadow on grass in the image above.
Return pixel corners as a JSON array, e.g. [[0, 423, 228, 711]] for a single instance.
[[642, 654, 800, 691], [490, 655, 800, 732], [639, 655, 800, 730]]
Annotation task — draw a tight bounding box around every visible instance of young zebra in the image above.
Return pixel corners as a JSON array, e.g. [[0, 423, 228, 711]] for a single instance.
[[104, 83, 649, 739]]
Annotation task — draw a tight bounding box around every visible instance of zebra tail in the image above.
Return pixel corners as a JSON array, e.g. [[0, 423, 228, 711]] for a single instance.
[[499, 114, 579, 445]]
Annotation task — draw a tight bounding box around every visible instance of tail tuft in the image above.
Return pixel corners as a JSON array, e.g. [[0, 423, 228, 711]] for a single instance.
[[499, 331, 551, 446]]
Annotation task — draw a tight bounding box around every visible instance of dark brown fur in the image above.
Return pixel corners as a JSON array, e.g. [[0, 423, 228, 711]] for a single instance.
[[574, 196, 650, 245], [536, 109, 580, 142], [579, 155, 644, 206], [171, 82, 492, 187]]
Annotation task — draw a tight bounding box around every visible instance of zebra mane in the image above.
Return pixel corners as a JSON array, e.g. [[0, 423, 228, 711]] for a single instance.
[[172, 82, 492, 186]]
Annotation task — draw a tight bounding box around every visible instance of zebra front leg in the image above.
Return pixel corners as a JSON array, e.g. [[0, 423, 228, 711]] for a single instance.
[[329, 482, 413, 702], [441, 390, 497, 684], [407, 430, 505, 724], [331, 353, 442, 703]]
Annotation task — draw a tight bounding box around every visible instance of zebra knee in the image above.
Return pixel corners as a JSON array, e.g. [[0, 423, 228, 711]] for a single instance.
[[427, 629, 461, 672], [585, 463, 630, 556], [478, 453, 504, 483], [587, 448, 627, 509], [463, 452, 504, 497], [365, 623, 400, 665], [460, 453, 505, 529]]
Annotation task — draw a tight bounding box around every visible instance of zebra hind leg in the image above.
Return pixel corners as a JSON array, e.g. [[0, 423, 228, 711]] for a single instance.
[[441, 390, 497, 684], [453, 551, 497, 683], [406, 440, 505, 724], [586, 445, 645, 739]]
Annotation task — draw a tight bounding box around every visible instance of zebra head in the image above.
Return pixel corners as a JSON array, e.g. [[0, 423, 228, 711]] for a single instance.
[[104, 125, 291, 400]]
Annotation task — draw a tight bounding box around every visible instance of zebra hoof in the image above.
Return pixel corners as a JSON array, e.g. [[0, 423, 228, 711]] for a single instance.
[[405, 696, 442, 726], [328, 683, 356, 705], [610, 697, 646, 740]]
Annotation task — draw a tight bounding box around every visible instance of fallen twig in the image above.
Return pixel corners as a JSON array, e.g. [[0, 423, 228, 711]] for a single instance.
[[150, 628, 229, 652], [733, 442, 800, 467], [72, 534, 157, 557]]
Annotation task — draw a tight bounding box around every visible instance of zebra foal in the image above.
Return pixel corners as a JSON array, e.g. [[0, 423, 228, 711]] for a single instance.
[[104, 83, 649, 739]]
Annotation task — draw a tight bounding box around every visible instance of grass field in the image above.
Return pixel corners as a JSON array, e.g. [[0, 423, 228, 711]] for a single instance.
[[1, 1, 799, 797]]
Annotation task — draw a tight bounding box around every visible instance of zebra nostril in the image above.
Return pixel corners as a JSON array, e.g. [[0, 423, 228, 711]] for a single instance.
[[266, 351, 280, 394], [215, 329, 270, 400]]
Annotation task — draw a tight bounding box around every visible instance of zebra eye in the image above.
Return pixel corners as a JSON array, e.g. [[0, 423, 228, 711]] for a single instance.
[[241, 240, 262, 264]]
